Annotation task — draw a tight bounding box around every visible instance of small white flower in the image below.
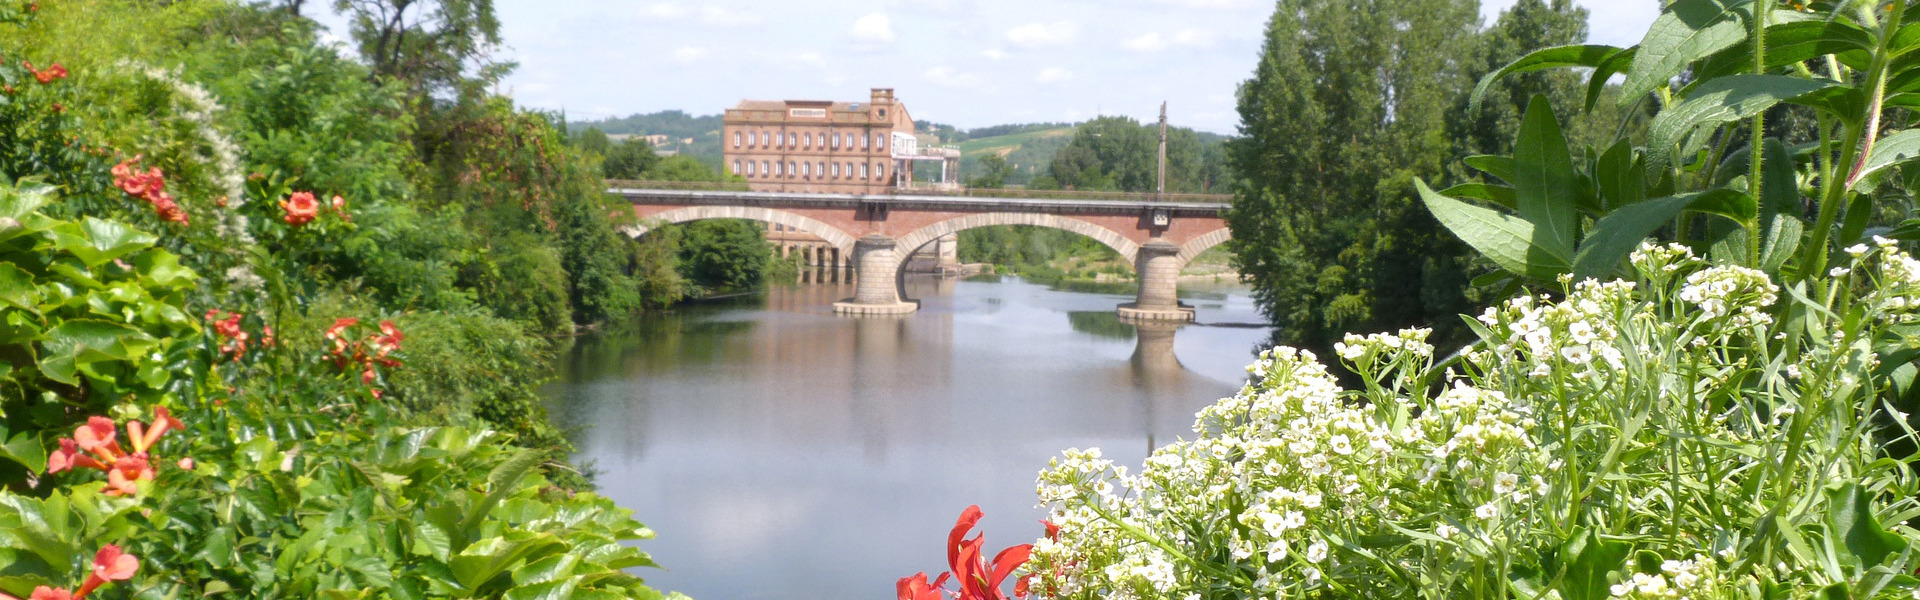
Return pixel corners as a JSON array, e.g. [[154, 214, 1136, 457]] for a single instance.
[[1493, 472, 1519, 494], [1561, 344, 1593, 365], [1831, 267, 1853, 277], [1435, 523, 1458, 539], [1567, 321, 1596, 344], [1847, 243, 1871, 257], [1328, 434, 1354, 455], [1305, 540, 1328, 563], [1475, 503, 1498, 520]]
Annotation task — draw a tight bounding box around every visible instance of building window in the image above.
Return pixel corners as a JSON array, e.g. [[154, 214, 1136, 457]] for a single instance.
[[762, 161, 770, 176], [877, 135, 886, 151], [732, 159, 741, 175], [845, 133, 854, 149], [803, 162, 812, 176], [879, 109, 887, 118], [861, 134, 870, 150], [775, 162, 783, 176], [832, 133, 840, 149], [745, 161, 755, 176], [805, 133, 812, 148], [862, 163, 870, 179], [832, 163, 840, 177], [788, 133, 796, 147], [818, 161, 826, 176], [733, 132, 741, 148], [877, 163, 886, 180], [788, 161, 796, 176]]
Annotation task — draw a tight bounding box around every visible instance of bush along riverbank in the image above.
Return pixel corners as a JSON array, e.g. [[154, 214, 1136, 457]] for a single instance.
[[0, 2, 682, 597]]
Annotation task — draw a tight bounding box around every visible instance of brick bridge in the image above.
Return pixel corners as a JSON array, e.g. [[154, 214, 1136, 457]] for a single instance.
[[611, 185, 1233, 321]]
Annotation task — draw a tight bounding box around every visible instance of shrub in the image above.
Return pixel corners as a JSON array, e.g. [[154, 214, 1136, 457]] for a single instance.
[[1032, 243, 1920, 599]]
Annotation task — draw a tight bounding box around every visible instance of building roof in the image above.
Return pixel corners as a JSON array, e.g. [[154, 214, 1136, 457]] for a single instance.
[[730, 100, 877, 114]]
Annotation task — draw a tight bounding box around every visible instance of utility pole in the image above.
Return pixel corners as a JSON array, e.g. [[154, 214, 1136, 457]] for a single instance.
[[1156, 102, 1168, 200]]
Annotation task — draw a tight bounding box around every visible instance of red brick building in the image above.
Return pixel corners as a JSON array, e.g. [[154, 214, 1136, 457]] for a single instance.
[[723, 88, 920, 194]]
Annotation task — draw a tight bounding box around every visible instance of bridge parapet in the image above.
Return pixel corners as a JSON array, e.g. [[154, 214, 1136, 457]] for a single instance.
[[607, 180, 1233, 205]]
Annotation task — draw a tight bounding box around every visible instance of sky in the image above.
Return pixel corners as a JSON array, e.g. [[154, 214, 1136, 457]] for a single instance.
[[314, 1, 1659, 135]]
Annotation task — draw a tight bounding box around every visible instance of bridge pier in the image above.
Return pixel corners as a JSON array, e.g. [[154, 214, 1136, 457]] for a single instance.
[[1117, 240, 1194, 322], [835, 235, 918, 316]]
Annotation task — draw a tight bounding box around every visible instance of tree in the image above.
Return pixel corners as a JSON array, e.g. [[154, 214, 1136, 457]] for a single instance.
[[969, 153, 1014, 189], [1451, 0, 1593, 159], [1226, 0, 1484, 353], [332, 0, 507, 98]]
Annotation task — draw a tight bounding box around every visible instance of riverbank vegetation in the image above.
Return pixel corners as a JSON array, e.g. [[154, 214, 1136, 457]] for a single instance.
[[0, 0, 683, 596]]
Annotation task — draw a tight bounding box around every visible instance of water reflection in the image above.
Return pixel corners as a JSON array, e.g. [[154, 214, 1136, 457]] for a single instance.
[[544, 275, 1270, 600]]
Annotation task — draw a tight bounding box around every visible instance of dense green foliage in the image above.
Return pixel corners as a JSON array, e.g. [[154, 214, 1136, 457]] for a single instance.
[[1226, 0, 1595, 354], [1030, 116, 1229, 193], [0, 1, 686, 596], [957, 226, 1129, 283], [568, 110, 723, 168]]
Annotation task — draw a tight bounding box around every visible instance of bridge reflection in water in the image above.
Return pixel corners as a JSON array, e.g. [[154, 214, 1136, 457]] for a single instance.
[[543, 275, 1270, 600]]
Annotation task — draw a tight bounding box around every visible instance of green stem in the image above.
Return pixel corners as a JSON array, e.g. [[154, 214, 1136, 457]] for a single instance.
[[1747, 0, 1770, 264]]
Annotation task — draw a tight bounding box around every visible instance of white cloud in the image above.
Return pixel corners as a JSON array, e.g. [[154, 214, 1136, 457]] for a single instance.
[[1006, 21, 1077, 49], [1146, 0, 1260, 7], [891, 0, 977, 13], [699, 6, 762, 26], [1124, 33, 1167, 52], [1036, 68, 1073, 84], [671, 46, 709, 62], [1125, 28, 1213, 52], [640, 3, 687, 19], [923, 66, 984, 88], [850, 13, 897, 44], [982, 49, 1010, 61]]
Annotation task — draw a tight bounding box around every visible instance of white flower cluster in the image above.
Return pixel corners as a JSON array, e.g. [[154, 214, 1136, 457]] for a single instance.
[[1609, 555, 1725, 599], [119, 61, 254, 244], [1334, 327, 1434, 362], [1861, 236, 1920, 320], [1477, 278, 1635, 378], [1677, 265, 1778, 330]]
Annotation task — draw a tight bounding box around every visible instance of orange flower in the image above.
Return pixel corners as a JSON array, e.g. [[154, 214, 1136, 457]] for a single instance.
[[74, 545, 137, 598], [280, 191, 319, 226], [28, 587, 70, 600], [104, 455, 152, 497], [73, 417, 120, 457], [176, 457, 195, 470], [47, 439, 105, 474], [132, 406, 184, 454]]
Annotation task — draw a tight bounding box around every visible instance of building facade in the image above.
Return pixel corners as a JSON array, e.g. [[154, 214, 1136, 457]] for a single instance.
[[722, 88, 918, 194]]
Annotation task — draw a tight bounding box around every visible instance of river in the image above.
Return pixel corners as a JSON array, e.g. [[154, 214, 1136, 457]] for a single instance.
[[542, 273, 1274, 600]]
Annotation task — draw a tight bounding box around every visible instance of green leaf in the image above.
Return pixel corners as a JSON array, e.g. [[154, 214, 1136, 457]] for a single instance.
[[1513, 96, 1579, 260], [0, 181, 52, 221], [450, 534, 565, 591], [37, 319, 150, 386], [1594, 139, 1646, 210], [1464, 155, 1516, 184], [1693, 20, 1877, 82], [1757, 138, 1804, 272], [1852, 130, 1920, 192], [1587, 47, 1638, 112], [1438, 183, 1517, 210], [1826, 483, 1908, 570], [504, 578, 579, 600], [1572, 193, 1697, 279], [1417, 179, 1568, 280], [0, 426, 47, 475], [1557, 528, 1630, 600], [1471, 45, 1625, 115], [47, 218, 157, 268], [0, 263, 38, 311], [459, 449, 544, 539], [1649, 75, 1837, 174], [514, 555, 580, 586], [1621, 0, 1749, 104]]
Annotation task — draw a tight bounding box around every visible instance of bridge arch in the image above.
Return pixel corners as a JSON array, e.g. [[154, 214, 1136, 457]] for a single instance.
[[626, 206, 858, 255], [1176, 227, 1233, 265], [893, 213, 1143, 268]]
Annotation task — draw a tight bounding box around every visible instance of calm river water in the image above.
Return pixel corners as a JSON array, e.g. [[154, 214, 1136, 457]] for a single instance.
[[542, 274, 1273, 600]]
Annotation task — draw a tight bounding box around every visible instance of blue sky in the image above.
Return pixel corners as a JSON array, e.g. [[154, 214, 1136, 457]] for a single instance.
[[314, 1, 1658, 135]]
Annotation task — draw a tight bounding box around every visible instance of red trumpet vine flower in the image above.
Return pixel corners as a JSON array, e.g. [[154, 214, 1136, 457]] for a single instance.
[[46, 408, 189, 497], [22, 61, 67, 84], [897, 572, 950, 600], [206, 310, 253, 361], [109, 156, 187, 225], [943, 505, 1035, 600], [30, 587, 71, 600], [74, 545, 137, 598], [280, 191, 319, 226]]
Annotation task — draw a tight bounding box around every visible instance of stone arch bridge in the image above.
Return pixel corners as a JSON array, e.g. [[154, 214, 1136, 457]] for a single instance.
[[613, 186, 1233, 321]]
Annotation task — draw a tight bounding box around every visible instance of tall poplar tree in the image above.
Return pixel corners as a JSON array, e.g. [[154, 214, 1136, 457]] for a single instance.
[[1226, 0, 1482, 351]]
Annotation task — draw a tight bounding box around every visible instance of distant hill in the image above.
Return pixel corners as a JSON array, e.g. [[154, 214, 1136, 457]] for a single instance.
[[954, 126, 1077, 187], [571, 110, 725, 168]]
